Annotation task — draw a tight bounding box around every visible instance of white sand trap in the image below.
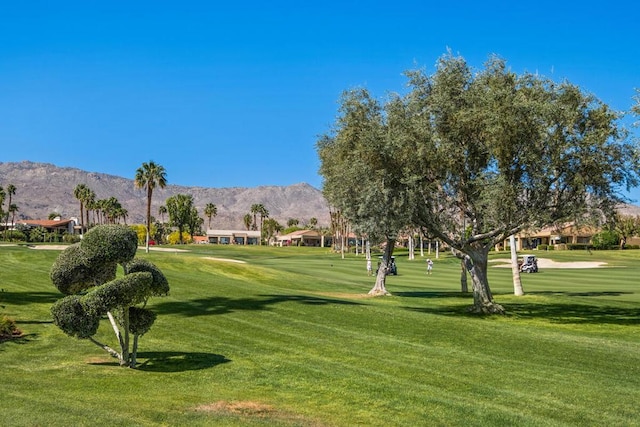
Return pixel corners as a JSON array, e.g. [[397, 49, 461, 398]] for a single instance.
[[202, 257, 247, 264], [491, 257, 606, 269], [28, 245, 67, 250]]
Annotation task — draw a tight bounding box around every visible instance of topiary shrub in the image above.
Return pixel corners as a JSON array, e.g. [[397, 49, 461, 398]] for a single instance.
[[50, 224, 169, 368]]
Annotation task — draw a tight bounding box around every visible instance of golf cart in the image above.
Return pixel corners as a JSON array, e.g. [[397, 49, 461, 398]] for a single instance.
[[519, 255, 538, 273], [377, 256, 398, 275]]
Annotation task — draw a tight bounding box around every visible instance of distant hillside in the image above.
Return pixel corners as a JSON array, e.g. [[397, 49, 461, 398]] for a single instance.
[[0, 161, 330, 229]]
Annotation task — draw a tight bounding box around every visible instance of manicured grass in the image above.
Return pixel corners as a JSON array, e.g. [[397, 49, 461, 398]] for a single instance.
[[1, 244, 639, 426]]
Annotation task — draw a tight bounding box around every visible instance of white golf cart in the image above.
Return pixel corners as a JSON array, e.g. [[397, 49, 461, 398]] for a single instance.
[[519, 255, 538, 273]]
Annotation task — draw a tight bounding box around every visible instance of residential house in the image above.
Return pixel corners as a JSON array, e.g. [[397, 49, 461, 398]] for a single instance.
[[206, 229, 261, 245]]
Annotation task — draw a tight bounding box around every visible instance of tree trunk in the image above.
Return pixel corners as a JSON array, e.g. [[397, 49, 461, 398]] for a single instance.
[[131, 334, 139, 368], [146, 189, 152, 253], [463, 247, 504, 314], [408, 235, 415, 260], [368, 238, 394, 296], [460, 259, 468, 293], [510, 235, 524, 296]]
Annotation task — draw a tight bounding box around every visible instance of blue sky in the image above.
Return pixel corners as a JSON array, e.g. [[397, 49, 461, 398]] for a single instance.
[[1, 1, 639, 199]]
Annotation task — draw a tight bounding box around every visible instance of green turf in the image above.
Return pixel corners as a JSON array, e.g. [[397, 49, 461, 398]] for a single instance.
[[1, 244, 639, 426]]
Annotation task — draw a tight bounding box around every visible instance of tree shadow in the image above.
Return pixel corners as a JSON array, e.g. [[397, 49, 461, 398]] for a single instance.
[[405, 302, 640, 325], [503, 303, 640, 325], [0, 290, 60, 306], [88, 351, 231, 372], [152, 294, 361, 317], [136, 351, 231, 372], [0, 333, 38, 347], [528, 291, 633, 297]]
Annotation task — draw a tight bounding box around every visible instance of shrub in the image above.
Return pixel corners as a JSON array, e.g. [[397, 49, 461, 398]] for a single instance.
[[63, 233, 81, 244], [167, 231, 192, 245], [0, 315, 21, 340], [537, 244, 548, 251], [4, 230, 27, 242], [592, 230, 619, 250]]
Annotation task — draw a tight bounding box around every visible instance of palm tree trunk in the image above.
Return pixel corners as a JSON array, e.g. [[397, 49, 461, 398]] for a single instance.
[[146, 189, 152, 253]]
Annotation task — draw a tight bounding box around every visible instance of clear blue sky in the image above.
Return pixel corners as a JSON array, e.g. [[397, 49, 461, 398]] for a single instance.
[[1, 1, 639, 199]]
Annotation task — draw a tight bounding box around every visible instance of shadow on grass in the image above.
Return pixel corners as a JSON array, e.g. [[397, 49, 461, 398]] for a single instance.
[[0, 290, 60, 306], [528, 291, 633, 297], [89, 351, 231, 372], [153, 294, 361, 317], [135, 351, 231, 372], [0, 333, 38, 346], [406, 302, 640, 325]]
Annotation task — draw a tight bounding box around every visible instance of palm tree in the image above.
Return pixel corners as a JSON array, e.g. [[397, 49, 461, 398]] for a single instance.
[[243, 213, 253, 231], [158, 205, 167, 224], [250, 204, 260, 231], [84, 188, 96, 228], [250, 203, 269, 245], [73, 184, 90, 236], [8, 204, 18, 229], [0, 186, 5, 240], [204, 203, 217, 230], [3, 184, 15, 240], [134, 161, 167, 253]]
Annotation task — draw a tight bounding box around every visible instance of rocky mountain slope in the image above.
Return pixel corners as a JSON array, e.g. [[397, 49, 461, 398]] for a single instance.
[[0, 161, 330, 229]]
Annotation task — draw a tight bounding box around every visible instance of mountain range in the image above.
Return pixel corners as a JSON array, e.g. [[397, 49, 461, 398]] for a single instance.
[[0, 161, 330, 230]]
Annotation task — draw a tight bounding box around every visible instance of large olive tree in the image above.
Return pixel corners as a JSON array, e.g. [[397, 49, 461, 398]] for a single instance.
[[50, 225, 169, 367], [317, 89, 414, 295], [402, 54, 639, 313], [319, 53, 639, 313]]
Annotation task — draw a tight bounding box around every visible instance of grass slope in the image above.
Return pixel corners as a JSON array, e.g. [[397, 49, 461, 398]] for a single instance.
[[1, 244, 639, 426]]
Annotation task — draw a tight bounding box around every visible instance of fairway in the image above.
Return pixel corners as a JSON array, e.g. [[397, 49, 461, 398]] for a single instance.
[[2, 244, 640, 426]]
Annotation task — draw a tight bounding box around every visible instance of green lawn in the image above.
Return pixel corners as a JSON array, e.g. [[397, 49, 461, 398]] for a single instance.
[[1, 244, 639, 426]]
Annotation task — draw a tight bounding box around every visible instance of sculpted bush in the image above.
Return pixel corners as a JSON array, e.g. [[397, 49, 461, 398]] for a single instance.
[[50, 225, 169, 368]]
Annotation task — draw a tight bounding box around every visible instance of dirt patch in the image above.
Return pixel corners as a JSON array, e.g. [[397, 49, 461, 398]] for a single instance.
[[491, 258, 607, 269], [202, 257, 246, 264], [196, 401, 275, 415], [315, 292, 375, 299], [194, 400, 323, 425]]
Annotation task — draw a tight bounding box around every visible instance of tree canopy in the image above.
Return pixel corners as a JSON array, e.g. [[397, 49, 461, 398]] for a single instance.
[[166, 194, 195, 244], [318, 53, 640, 313], [317, 88, 415, 295]]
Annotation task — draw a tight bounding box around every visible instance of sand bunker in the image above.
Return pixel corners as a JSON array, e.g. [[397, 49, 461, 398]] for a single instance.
[[492, 257, 607, 269]]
